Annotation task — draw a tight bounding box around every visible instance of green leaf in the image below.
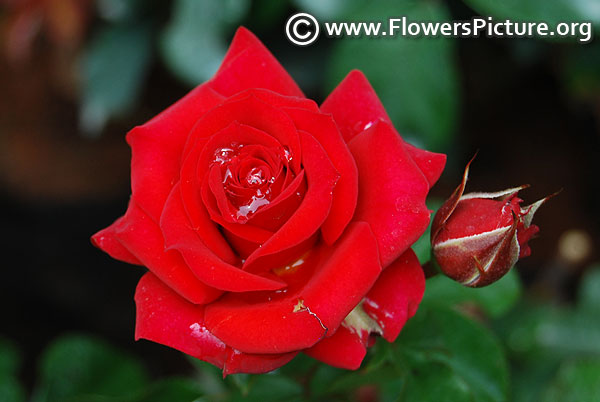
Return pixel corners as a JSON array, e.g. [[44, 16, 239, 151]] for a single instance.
[[492, 268, 600, 402], [277, 353, 319, 378], [396, 307, 509, 402], [562, 44, 600, 101], [80, 22, 153, 135], [542, 359, 600, 402], [160, 0, 250, 86], [32, 334, 148, 402], [227, 373, 252, 395], [422, 268, 523, 318], [0, 337, 20, 376], [401, 362, 473, 402], [249, 0, 291, 29], [131, 378, 203, 402], [327, 1, 459, 151], [308, 364, 347, 397], [292, 0, 364, 19], [96, 0, 147, 22], [230, 374, 303, 402], [578, 265, 600, 312], [495, 301, 600, 360], [463, 0, 600, 27], [412, 198, 443, 264], [187, 357, 228, 396], [508, 357, 563, 402], [0, 377, 26, 402], [0, 337, 25, 402]]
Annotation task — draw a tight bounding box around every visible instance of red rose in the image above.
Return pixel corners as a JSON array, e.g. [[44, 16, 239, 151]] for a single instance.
[[92, 27, 445, 374], [431, 161, 551, 287]]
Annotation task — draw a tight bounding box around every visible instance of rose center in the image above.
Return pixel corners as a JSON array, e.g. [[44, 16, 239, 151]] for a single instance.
[[211, 143, 291, 222], [245, 167, 267, 187]]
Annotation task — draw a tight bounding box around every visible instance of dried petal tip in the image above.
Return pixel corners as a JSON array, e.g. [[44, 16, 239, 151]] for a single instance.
[[431, 162, 555, 287]]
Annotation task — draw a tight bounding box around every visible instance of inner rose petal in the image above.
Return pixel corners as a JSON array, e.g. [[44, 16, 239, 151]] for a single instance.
[[184, 95, 303, 174], [209, 143, 292, 223], [189, 122, 299, 226]]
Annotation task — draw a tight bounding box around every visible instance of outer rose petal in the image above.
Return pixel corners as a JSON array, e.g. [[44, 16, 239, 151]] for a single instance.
[[128, 84, 224, 222], [135, 273, 298, 375], [92, 216, 142, 265], [403, 143, 446, 188], [208, 27, 303, 98], [348, 121, 431, 268], [304, 325, 367, 370], [321, 70, 391, 143], [160, 183, 287, 292], [321, 70, 445, 187], [283, 108, 358, 245], [135, 273, 227, 368], [223, 350, 298, 376], [112, 201, 222, 304], [363, 249, 425, 342], [204, 222, 381, 354]]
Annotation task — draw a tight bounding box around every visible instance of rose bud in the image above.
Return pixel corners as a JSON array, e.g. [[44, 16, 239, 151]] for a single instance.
[[431, 161, 552, 287]]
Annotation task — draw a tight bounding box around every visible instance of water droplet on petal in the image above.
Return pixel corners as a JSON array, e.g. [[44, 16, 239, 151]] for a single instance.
[[283, 146, 292, 162], [236, 195, 270, 219]]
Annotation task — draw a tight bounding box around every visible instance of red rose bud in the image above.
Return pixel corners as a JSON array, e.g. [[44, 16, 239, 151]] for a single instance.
[[431, 161, 553, 287]]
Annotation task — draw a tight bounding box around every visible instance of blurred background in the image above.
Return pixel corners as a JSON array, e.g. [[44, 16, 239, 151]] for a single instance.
[[1, 0, 599, 401]]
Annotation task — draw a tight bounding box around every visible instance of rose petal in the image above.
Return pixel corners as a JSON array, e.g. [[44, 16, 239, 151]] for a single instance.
[[135, 273, 297, 375], [517, 224, 539, 258], [243, 171, 306, 232], [112, 201, 222, 304], [196, 121, 282, 181], [208, 164, 238, 223], [300, 222, 381, 334], [303, 325, 367, 370], [321, 70, 445, 187], [436, 192, 520, 243], [179, 133, 275, 252], [184, 95, 302, 173], [404, 143, 446, 188], [348, 121, 431, 268], [135, 273, 227, 367], [205, 292, 327, 355], [200, 174, 275, 243], [363, 249, 425, 342], [283, 107, 358, 244], [128, 84, 224, 221], [321, 70, 391, 143], [204, 222, 381, 354], [91, 216, 142, 265], [243, 130, 339, 273], [161, 183, 287, 292], [223, 350, 298, 376], [209, 27, 304, 98], [227, 88, 318, 112]]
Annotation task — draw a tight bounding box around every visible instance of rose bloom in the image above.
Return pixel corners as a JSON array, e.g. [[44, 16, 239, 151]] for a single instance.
[[92, 27, 445, 374]]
